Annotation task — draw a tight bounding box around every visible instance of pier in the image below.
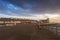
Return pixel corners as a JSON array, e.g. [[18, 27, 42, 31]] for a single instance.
[[0, 18, 59, 40], [0, 24, 59, 40]]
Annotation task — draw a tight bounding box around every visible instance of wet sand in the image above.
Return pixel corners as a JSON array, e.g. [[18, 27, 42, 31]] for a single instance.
[[0, 24, 59, 40]]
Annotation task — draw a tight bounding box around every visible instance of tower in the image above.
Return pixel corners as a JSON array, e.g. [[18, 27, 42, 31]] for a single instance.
[[47, 18, 49, 23]]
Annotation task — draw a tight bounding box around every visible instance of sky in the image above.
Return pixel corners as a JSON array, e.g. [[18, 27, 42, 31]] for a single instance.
[[0, 0, 60, 21]]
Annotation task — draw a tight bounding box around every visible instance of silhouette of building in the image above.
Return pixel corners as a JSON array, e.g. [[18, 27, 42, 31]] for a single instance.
[[39, 18, 49, 24], [0, 18, 37, 26]]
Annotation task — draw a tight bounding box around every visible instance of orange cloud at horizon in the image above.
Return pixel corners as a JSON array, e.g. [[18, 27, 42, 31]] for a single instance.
[[49, 17, 60, 23]]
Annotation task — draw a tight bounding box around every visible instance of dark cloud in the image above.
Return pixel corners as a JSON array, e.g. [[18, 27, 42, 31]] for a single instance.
[[0, 0, 60, 18], [3, 0, 60, 13]]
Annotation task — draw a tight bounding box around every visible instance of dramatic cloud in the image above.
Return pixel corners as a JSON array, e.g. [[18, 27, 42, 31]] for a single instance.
[[0, 0, 60, 20]]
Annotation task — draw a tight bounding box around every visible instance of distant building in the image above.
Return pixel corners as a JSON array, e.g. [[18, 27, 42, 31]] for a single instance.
[[0, 18, 37, 26], [39, 18, 49, 24]]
